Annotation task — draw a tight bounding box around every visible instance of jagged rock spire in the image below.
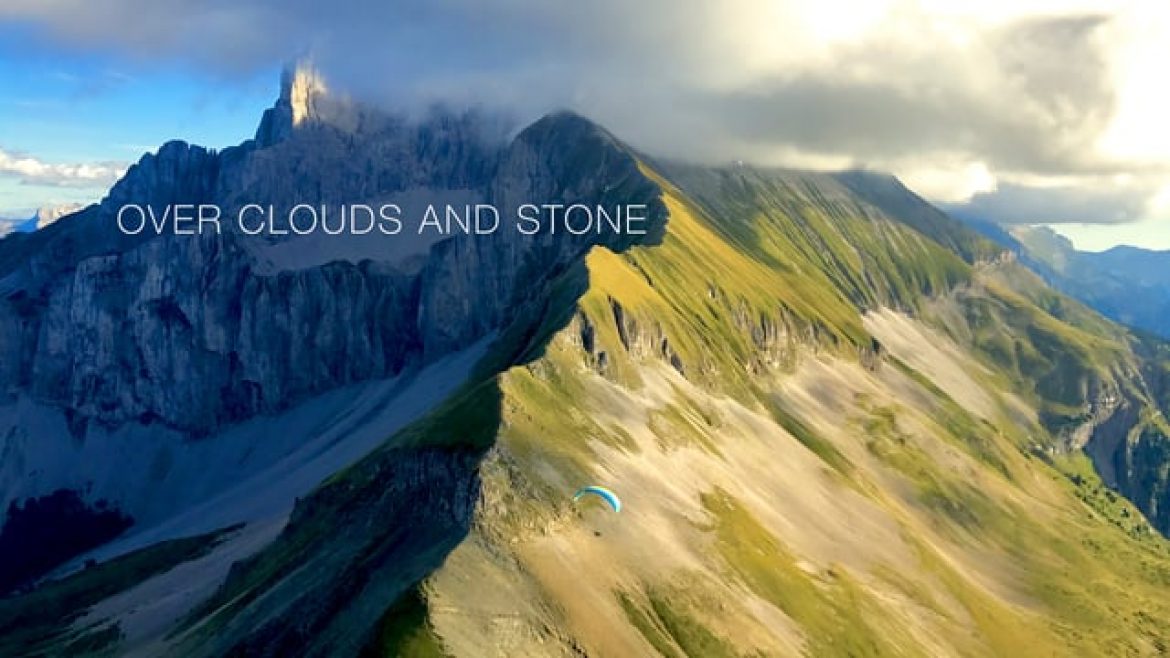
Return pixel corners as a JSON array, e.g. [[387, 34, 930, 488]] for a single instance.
[[254, 58, 328, 147]]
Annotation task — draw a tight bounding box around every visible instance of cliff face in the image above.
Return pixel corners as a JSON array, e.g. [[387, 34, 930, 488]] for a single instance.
[[0, 80, 663, 436]]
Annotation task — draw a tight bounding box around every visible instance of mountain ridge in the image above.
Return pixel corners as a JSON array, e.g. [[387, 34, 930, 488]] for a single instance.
[[3, 74, 1170, 656]]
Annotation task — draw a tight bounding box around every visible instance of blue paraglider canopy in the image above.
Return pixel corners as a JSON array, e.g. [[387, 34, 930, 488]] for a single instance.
[[573, 486, 621, 513]]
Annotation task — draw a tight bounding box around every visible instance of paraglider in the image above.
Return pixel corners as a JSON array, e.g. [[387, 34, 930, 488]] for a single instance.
[[573, 486, 621, 513]]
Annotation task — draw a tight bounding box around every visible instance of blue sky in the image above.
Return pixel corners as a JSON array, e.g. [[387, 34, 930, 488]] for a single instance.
[[0, 22, 275, 218]]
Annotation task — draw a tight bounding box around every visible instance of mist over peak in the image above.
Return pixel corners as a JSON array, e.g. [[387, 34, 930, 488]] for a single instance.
[[5, 1, 1168, 238]]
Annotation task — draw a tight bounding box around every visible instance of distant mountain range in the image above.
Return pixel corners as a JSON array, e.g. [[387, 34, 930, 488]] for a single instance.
[[0, 203, 86, 237], [960, 218, 1170, 338]]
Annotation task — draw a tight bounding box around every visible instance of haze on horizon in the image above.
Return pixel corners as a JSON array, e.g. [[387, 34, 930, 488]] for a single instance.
[[0, 0, 1167, 250]]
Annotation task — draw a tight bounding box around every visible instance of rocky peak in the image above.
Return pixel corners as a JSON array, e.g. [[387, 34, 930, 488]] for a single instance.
[[281, 59, 327, 127], [33, 204, 85, 229], [254, 59, 328, 147]]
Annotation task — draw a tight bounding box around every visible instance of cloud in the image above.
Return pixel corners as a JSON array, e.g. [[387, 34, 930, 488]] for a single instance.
[[0, 147, 126, 188], [948, 179, 1166, 225], [2, 0, 1167, 228], [593, 14, 1115, 176]]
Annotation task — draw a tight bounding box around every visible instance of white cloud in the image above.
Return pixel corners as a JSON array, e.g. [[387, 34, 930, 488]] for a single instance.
[[1097, 3, 1170, 165], [0, 147, 126, 187], [898, 160, 997, 204]]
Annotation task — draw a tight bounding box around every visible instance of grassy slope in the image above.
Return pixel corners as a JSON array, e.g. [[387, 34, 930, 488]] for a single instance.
[[413, 162, 1170, 657]]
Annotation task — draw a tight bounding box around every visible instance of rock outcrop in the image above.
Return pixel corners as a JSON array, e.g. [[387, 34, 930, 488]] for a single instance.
[[0, 73, 665, 437]]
